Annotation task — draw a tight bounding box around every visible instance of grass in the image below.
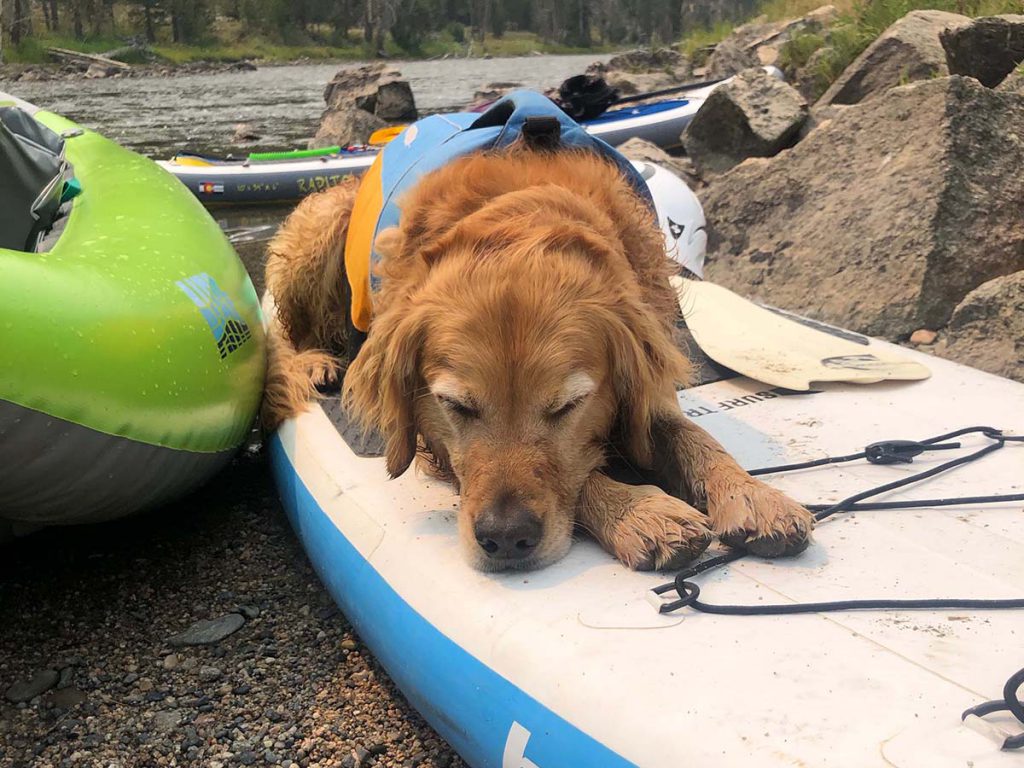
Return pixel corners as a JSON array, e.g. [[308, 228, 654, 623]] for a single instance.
[[771, 0, 1024, 98], [4, 34, 129, 64], [679, 22, 737, 62], [678, 0, 1024, 100]]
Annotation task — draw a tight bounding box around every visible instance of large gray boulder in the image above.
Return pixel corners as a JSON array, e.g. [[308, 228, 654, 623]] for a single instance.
[[998, 65, 1024, 93], [309, 106, 387, 150], [935, 272, 1024, 383], [818, 10, 969, 106], [941, 15, 1024, 88], [322, 62, 417, 121], [682, 67, 808, 175], [706, 5, 839, 79], [702, 76, 1024, 339], [585, 49, 692, 96]]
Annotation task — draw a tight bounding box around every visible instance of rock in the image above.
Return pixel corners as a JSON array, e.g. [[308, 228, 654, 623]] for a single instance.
[[57, 666, 74, 689], [818, 10, 969, 106], [682, 67, 808, 175], [707, 6, 840, 79], [167, 613, 245, 646], [585, 48, 692, 97], [702, 76, 1024, 339], [15, 67, 50, 82], [230, 60, 258, 72], [4, 669, 60, 702], [941, 15, 1024, 88], [152, 709, 182, 733], [322, 63, 417, 121], [309, 106, 387, 150], [231, 123, 261, 143], [84, 63, 119, 79], [909, 329, 938, 345], [340, 639, 358, 651], [198, 666, 223, 682], [472, 81, 522, 105], [935, 272, 1024, 382], [48, 687, 87, 708], [617, 137, 703, 188], [998, 66, 1024, 93], [162, 653, 180, 671], [237, 604, 260, 619]]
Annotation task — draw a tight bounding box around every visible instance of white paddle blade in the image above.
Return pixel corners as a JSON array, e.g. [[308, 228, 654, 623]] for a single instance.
[[674, 277, 931, 390]]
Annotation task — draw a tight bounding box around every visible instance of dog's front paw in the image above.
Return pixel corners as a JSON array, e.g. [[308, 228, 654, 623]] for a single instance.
[[607, 490, 713, 572], [305, 352, 341, 389], [709, 479, 813, 557]]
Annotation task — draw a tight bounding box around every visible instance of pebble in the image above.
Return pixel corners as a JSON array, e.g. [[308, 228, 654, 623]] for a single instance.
[[199, 666, 223, 682], [4, 669, 60, 702], [152, 710, 182, 733], [167, 613, 246, 646], [57, 666, 74, 689], [910, 328, 938, 345], [49, 687, 87, 708], [0, 463, 465, 767]]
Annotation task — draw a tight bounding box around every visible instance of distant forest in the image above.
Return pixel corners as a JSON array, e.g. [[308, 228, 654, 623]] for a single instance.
[[0, 0, 756, 54]]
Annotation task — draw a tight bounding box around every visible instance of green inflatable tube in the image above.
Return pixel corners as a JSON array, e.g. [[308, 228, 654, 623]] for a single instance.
[[0, 94, 265, 531]]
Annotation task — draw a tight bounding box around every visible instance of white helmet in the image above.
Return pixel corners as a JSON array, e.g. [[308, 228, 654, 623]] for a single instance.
[[630, 160, 707, 278]]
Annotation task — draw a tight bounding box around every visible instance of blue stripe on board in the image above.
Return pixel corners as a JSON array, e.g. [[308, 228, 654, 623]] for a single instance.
[[269, 434, 636, 768], [583, 99, 690, 125]]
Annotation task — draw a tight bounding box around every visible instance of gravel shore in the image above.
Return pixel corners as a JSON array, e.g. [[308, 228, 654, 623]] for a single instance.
[[0, 449, 464, 768]]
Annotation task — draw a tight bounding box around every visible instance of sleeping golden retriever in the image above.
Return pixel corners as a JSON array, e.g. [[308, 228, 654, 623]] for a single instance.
[[264, 146, 813, 572]]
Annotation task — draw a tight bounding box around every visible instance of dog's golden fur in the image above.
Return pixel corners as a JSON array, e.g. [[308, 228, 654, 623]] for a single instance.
[[263, 146, 813, 571]]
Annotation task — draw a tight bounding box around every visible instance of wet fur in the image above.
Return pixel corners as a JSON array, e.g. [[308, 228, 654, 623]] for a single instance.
[[263, 147, 813, 570]]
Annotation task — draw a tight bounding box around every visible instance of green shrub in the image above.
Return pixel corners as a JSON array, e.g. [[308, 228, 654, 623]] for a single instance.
[[778, 31, 826, 69], [446, 21, 466, 44]]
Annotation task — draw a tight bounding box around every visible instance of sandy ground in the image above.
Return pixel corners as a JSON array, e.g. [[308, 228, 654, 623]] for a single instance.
[[0, 449, 465, 768]]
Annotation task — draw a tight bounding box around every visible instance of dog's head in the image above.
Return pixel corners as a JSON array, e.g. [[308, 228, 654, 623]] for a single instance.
[[344, 181, 688, 571]]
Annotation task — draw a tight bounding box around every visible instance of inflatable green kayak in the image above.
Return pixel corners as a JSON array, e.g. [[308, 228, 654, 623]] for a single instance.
[[0, 92, 265, 534]]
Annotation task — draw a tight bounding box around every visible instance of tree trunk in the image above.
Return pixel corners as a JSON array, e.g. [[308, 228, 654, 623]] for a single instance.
[[144, 0, 155, 43], [49, 0, 58, 29], [72, 0, 84, 39]]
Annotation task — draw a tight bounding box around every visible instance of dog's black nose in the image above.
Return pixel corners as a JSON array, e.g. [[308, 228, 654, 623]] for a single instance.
[[474, 503, 542, 560]]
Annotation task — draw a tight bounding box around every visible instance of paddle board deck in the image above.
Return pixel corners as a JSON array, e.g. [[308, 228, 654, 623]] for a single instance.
[[270, 327, 1024, 767]]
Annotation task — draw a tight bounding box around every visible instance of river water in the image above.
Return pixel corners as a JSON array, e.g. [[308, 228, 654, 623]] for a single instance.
[[6, 54, 607, 289], [6, 54, 607, 157]]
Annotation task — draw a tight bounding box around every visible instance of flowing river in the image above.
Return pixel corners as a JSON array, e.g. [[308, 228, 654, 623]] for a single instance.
[[6, 54, 609, 289]]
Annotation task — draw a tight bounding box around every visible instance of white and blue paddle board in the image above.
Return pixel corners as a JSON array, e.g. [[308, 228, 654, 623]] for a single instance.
[[266, 162, 1023, 767], [269, 341, 1023, 767]]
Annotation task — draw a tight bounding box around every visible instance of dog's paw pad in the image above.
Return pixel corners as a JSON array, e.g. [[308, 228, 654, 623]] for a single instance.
[[712, 481, 813, 558], [612, 494, 713, 572]]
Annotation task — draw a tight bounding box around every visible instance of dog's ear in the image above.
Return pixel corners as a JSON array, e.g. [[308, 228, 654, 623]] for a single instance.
[[342, 304, 427, 477], [604, 296, 692, 468]]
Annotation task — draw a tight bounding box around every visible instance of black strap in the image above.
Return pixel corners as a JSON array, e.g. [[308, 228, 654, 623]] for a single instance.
[[962, 666, 1024, 750], [520, 116, 561, 151], [653, 427, 1024, 615]]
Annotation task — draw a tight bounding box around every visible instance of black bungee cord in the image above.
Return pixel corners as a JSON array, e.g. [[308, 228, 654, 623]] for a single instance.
[[653, 426, 1024, 615]]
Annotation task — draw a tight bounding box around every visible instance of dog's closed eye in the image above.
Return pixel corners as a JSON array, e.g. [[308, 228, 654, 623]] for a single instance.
[[430, 375, 481, 420], [545, 396, 587, 422], [438, 394, 481, 420], [546, 373, 597, 422]]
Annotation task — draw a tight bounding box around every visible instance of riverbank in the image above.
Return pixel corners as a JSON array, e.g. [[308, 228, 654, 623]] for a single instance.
[[0, 29, 619, 75], [0, 451, 465, 768]]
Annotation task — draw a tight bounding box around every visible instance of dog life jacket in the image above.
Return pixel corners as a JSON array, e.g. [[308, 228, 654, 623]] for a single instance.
[[343, 90, 655, 357]]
